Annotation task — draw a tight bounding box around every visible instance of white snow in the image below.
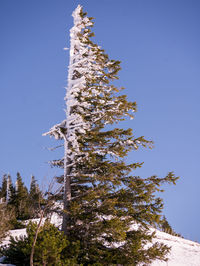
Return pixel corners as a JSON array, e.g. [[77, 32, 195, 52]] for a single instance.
[[151, 230, 200, 266], [1, 224, 200, 265], [0, 229, 26, 266], [1, 228, 26, 247]]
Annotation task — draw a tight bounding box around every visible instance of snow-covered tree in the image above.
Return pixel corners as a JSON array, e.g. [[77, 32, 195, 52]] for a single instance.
[[44, 5, 178, 264], [0, 174, 13, 203], [6, 174, 12, 203]]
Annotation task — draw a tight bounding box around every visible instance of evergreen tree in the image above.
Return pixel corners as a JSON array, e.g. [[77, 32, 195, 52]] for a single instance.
[[9, 172, 29, 220], [0, 174, 7, 201], [30, 175, 37, 195], [44, 5, 179, 264], [6, 174, 13, 203], [0, 174, 14, 203], [1, 221, 69, 266], [29, 176, 42, 218], [160, 216, 181, 237]]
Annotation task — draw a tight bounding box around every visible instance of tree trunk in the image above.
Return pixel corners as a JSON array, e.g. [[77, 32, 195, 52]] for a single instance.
[[62, 138, 72, 235], [30, 210, 44, 266]]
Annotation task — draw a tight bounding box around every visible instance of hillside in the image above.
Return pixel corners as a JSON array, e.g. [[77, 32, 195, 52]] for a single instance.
[[1, 224, 200, 266], [152, 230, 200, 266]]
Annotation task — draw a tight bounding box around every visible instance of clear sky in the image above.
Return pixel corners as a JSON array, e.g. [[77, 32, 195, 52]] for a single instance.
[[0, 0, 200, 241]]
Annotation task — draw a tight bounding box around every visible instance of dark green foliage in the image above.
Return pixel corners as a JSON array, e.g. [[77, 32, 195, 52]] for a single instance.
[[0, 172, 48, 233], [29, 176, 39, 199], [8, 172, 30, 220], [64, 173, 176, 265], [9, 218, 25, 230], [160, 216, 182, 237], [0, 173, 44, 222], [28, 176, 43, 218], [160, 216, 173, 233], [1, 222, 72, 266], [0, 174, 7, 200], [0, 174, 14, 203]]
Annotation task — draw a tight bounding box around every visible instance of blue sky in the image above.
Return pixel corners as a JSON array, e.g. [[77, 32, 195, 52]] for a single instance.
[[0, 0, 200, 241]]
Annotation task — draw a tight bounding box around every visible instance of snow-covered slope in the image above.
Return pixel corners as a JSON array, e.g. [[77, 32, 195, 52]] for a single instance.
[[152, 230, 200, 266], [1, 225, 200, 265]]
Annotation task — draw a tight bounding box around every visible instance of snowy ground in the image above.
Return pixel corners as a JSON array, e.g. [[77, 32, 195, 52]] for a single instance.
[[1, 217, 200, 266], [151, 230, 200, 266]]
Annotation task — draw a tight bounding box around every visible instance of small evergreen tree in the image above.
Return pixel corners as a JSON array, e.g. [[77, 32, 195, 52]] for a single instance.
[[9, 172, 29, 220], [44, 5, 179, 265], [6, 174, 13, 203], [0, 174, 8, 201], [30, 176, 37, 195], [0, 174, 14, 203], [1, 222, 72, 266], [28, 176, 42, 218], [160, 216, 181, 237]]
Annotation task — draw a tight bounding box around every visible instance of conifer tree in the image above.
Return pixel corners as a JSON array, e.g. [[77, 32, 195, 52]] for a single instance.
[[9, 172, 29, 219], [0, 174, 14, 203], [44, 5, 178, 264], [30, 176, 37, 194], [160, 215, 181, 237], [29, 176, 42, 218], [6, 174, 13, 203], [0, 174, 7, 201]]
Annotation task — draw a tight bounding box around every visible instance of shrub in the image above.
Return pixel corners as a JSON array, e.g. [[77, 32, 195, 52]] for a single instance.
[[0, 221, 75, 266]]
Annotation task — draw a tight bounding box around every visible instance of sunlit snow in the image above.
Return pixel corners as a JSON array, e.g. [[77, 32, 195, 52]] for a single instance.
[[1, 223, 200, 266]]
